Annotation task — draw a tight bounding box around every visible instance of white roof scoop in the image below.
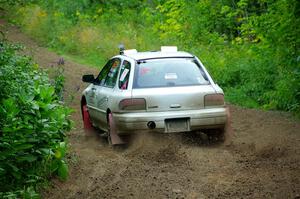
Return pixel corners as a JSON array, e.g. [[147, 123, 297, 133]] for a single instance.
[[161, 46, 178, 52], [123, 49, 138, 55]]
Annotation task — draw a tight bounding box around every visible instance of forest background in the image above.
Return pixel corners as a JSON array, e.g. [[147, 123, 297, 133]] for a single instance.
[[3, 0, 300, 114]]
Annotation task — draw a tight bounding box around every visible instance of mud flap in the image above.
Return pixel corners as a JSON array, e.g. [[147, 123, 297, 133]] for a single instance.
[[108, 113, 125, 145], [83, 105, 92, 130]]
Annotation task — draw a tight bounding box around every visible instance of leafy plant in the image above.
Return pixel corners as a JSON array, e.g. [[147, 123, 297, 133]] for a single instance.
[[0, 40, 72, 198]]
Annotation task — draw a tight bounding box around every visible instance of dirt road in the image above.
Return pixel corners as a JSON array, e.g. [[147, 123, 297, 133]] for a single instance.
[[2, 21, 300, 199]]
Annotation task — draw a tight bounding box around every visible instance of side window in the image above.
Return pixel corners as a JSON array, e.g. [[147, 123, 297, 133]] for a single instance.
[[95, 60, 113, 85], [118, 60, 131, 90], [104, 59, 121, 88]]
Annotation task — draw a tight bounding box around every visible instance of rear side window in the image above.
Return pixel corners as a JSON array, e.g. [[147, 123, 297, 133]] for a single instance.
[[133, 58, 209, 88]]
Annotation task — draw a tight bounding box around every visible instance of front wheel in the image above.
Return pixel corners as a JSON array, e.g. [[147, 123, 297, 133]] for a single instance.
[[107, 113, 113, 145]]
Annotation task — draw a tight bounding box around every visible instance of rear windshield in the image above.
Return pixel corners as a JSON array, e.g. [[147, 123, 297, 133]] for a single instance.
[[133, 58, 210, 88]]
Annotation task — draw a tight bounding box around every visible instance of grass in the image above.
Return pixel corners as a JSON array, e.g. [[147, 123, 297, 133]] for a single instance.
[[48, 47, 106, 69]]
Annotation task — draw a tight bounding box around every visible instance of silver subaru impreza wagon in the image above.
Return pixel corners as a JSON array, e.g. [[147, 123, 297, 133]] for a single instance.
[[81, 46, 228, 145]]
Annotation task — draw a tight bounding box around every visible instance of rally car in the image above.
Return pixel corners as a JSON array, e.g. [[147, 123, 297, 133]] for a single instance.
[[81, 46, 227, 145]]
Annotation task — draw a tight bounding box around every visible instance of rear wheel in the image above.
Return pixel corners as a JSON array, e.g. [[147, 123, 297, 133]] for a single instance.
[[206, 108, 232, 144], [205, 127, 226, 143], [216, 127, 226, 141]]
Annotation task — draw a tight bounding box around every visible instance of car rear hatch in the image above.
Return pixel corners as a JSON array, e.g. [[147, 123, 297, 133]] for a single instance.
[[131, 85, 216, 112]]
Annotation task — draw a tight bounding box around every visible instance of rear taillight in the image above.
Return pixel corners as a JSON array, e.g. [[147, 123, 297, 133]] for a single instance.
[[204, 94, 224, 107], [119, 98, 146, 110]]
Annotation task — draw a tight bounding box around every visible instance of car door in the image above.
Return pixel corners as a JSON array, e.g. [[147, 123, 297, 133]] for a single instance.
[[87, 60, 112, 127], [93, 58, 121, 129]]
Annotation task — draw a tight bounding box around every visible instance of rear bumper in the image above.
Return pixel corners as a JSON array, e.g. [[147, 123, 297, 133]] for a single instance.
[[113, 107, 227, 134]]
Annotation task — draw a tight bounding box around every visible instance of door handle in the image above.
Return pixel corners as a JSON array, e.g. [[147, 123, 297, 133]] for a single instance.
[[170, 104, 181, 108]]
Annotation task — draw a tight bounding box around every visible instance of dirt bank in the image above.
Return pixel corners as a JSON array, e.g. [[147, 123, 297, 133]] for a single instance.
[[2, 21, 300, 199]]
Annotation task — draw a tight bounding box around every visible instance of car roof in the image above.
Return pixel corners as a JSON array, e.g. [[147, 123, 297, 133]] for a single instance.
[[123, 51, 194, 61]]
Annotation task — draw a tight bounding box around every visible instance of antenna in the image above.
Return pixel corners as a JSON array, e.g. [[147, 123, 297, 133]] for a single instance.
[[118, 44, 125, 55]]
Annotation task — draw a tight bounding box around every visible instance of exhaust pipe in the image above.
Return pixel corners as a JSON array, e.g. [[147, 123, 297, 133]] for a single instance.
[[147, 121, 156, 129]]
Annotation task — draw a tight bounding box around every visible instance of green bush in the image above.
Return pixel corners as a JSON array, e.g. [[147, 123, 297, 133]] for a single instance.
[[0, 40, 72, 198]]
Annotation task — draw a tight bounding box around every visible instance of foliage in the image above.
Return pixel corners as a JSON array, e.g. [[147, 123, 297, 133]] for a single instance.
[[0, 40, 72, 198], [155, 0, 186, 41], [3, 0, 300, 115]]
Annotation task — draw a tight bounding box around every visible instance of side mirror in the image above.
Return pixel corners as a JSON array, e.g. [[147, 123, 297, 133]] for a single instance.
[[82, 74, 95, 83]]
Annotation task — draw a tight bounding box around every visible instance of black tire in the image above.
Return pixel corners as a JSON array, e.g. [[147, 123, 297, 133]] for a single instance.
[[107, 113, 113, 145], [206, 127, 226, 143]]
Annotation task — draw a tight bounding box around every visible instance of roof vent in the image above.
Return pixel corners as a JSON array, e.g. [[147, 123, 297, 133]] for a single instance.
[[161, 46, 178, 52], [123, 49, 138, 55]]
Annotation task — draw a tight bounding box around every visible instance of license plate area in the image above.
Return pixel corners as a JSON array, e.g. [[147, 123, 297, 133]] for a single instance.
[[165, 118, 190, 133]]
